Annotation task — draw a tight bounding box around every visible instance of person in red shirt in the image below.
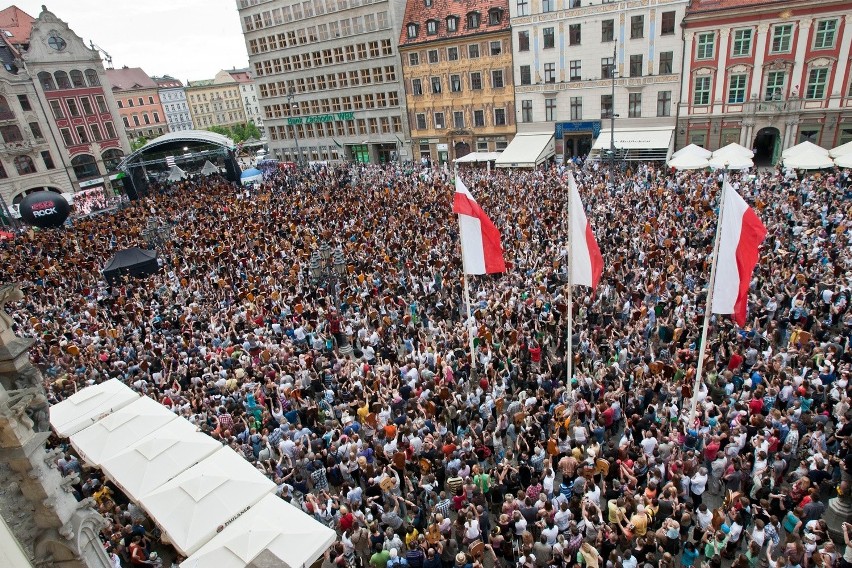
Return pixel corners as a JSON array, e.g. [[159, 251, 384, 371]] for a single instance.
[[703, 435, 720, 469], [728, 349, 743, 372], [748, 396, 764, 416]]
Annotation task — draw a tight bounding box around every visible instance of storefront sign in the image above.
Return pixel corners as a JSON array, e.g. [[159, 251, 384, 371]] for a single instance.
[[287, 112, 355, 125], [78, 177, 105, 189], [436, 143, 448, 151], [555, 121, 601, 138]]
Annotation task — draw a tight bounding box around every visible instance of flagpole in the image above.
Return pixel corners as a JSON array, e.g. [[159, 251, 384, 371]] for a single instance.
[[565, 173, 574, 396], [687, 167, 728, 426], [463, 270, 476, 375]]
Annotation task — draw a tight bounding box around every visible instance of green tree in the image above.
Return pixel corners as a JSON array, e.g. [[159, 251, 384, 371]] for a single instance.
[[207, 122, 261, 144], [130, 136, 148, 152]]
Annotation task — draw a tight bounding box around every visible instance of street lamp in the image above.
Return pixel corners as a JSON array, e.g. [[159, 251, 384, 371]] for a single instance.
[[609, 40, 619, 183], [308, 241, 351, 354], [141, 216, 172, 252], [286, 87, 306, 167]]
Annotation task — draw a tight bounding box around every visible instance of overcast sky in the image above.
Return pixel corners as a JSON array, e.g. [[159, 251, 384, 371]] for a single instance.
[[15, 0, 249, 83]]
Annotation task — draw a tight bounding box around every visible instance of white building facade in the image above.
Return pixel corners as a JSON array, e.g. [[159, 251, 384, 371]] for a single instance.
[[227, 68, 264, 136], [510, 0, 687, 161], [153, 76, 194, 132]]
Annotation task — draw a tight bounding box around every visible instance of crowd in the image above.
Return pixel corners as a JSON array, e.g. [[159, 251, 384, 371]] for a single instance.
[[3, 157, 852, 568]]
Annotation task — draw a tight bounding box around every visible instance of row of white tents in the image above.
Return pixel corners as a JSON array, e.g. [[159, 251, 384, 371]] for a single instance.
[[668, 140, 852, 170], [49, 379, 336, 567]]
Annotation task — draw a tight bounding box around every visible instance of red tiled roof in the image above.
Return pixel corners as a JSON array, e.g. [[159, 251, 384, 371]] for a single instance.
[[228, 69, 252, 83], [0, 5, 35, 46], [399, 0, 510, 47], [105, 67, 159, 92], [687, 0, 786, 14]]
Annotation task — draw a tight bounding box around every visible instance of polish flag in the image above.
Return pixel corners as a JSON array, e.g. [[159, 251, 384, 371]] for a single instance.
[[568, 173, 603, 290], [453, 177, 506, 274], [712, 182, 767, 327]]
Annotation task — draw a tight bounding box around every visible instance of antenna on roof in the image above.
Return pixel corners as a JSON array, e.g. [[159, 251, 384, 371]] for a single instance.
[[89, 40, 113, 69]]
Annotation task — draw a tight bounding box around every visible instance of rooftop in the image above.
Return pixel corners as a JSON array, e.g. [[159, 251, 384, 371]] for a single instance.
[[151, 75, 185, 88], [0, 5, 35, 47], [105, 66, 158, 91], [399, 0, 510, 48], [686, 0, 792, 13]]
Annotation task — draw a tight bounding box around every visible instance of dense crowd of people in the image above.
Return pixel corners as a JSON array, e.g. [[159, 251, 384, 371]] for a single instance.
[[4, 157, 852, 568]]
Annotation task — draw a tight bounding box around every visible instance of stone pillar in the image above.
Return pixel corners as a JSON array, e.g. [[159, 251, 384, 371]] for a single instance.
[[824, 491, 852, 544], [0, 283, 111, 568]]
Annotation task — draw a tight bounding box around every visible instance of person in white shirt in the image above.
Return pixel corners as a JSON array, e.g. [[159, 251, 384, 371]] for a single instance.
[[690, 468, 708, 506]]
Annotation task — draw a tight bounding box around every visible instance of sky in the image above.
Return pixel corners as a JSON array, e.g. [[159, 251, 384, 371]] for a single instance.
[[13, 0, 249, 82]]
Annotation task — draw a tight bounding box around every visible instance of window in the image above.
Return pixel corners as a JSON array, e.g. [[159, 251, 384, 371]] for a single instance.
[[451, 74, 462, 92], [520, 65, 531, 85], [659, 51, 673, 74], [765, 71, 785, 100], [128, 98, 134, 107], [601, 95, 613, 118], [132, 115, 140, 127], [60, 128, 73, 146], [0, 124, 22, 142], [412, 79, 423, 95], [661, 11, 675, 35], [630, 54, 643, 77], [90, 123, 103, 142], [657, 91, 671, 116], [407, 23, 418, 38], [148, 96, 154, 104], [466, 12, 480, 29], [0, 162, 5, 178], [153, 112, 160, 123], [95, 95, 108, 114], [521, 100, 533, 122], [0, 96, 10, 119], [37, 72, 55, 91], [732, 29, 752, 57], [799, 129, 819, 143], [697, 32, 715, 59], [29, 122, 43, 139], [14, 155, 35, 175], [518, 30, 530, 51], [54, 71, 71, 89], [544, 63, 556, 83], [137, 98, 143, 106], [488, 8, 502, 25], [543, 27, 555, 49], [66, 98, 80, 117], [428, 50, 439, 63], [471, 72, 482, 90], [494, 108, 506, 125], [41, 151, 55, 170], [453, 111, 465, 128], [628, 93, 641, 117], [492, 70, 504, 88], [693, 76, 711, 105], [601, 57, 614, 79], [490, 41, 502, 56], [409, 53, 419, 66], [474, 110, 485, 127], [771, 24, 792, 53], [71, 154, 99, 179], [728, 74, 747, 103], [431, 76, 442, 94], [17, 94, 31, 111], [542, 0, 555, 12], [570, 60, 581, 81], [426, 19, 438, 35], [630, 15, 643, 39], [446, 16, 458, 32], [143, 113, 150, 125], [104, 122, 116, 139], [517, 0, 530, 17], [416, 113, 426, 129], [602, 20, 614, 42], [569, 24, 581, 45], [76, 125, 89, 143], [468, 44, 479, 58], [85, 69, 100, 86], [434, 112, 445, 129], [545, 98, 556, 121], [448, 47, 458, 61], [814, 20, 837, 49], [80, 97, 93, 115], [806, 68, 828, 99]]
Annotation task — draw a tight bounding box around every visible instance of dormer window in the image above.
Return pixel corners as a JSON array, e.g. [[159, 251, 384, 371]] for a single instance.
[[407, 23, 419, 38], [426, 19, 438, 35], [466, 11, 480, 29], [446, 16, 459, 32], [488, 8, 503, 25]]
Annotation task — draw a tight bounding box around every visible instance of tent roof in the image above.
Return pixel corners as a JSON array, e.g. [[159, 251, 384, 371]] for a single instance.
[[200, 160, 219, 175], [783, 150, 835, 170], [781, 140, 828, 159], [495, 134, 554, 168], [708, 153, 753, 170], [454, 152, 501, 163], [834, 153, 852, 168], [100, 418, 221, 503], [139, 447, 276, 557], [830, 140, 852, 158], [667, 153, 709, 170], [592, 127, 673, 151], [181, 494, 337, 568], [49, 379, 139, 438], [712, 143, 754, 159], [69, 396, 177, 467], [167, 165, 187, 182], [671, 143, 712, 159], [240, 168, 262, 178], [103, 247, 157, 272]]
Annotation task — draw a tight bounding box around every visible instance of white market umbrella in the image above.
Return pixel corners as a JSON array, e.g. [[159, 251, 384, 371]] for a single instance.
[[99, 419, 221, 503], [49, 379, 139, 438], [781, 141, 829, 159], [712, 142, 754, 159], [69, 396, 177, 467], [708, 154, 753, 170], [834, 153, 852, 168], [200, 160, 219, 175], [783, 150, 835, 170], [671, 143, 712, 159], [180, 494, 337, 568], [829, 141, 852, 158], [139, 447, 276, 557], [668, 153, 709, 170]]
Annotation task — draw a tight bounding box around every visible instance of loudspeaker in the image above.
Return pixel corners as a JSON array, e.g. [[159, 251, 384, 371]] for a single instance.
[[223, 151, 241, 183]]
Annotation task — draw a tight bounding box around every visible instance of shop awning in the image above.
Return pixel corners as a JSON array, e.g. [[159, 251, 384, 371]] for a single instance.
[[591, 127, 674, 161], [495, 133, 554, 168]]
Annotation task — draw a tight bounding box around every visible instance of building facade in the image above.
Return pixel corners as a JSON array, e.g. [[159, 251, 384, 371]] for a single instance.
[[186, 70, 246, 130], [227, 68, 264, 135], [400, 0, 515, 163], [152, 75, 194, 132], [4, 6, 129, 204], [677, 0, 852, 164], [510, 0, 687, 161], [237, 0, 410, 164], [105, 67, 168, 141]]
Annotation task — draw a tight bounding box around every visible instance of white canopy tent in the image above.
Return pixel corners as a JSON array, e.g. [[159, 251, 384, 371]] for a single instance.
[[200, 160, 220, 175], [495, 133, 554, 168], [708, 154, 753, 170], [783, 150, 835, 170], [139, 447, 276, 557], [454, 152, 501, 163], [591, 127, 674, 161], [834, 153, 852, 168], [69, 396, 177, 467], [781, 140, 828, 159], [181, 494, 337, 568], [667, 153, 709, 170], [829, 141, 852, 158], [49, 379, 139, 438], [712, 143, 754, 159], [100, 419, 221, 503], [167, 165, 187, 182], [671, 143, 712, 159]]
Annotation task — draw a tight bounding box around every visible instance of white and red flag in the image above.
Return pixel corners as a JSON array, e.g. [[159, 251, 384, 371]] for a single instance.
[[453, 177, 506, 274], [711, 182, 767, 326], [567, 173, 603, 290]]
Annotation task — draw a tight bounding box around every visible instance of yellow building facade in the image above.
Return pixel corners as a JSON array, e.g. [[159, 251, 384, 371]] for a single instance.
[[186, 70, 246, 130]]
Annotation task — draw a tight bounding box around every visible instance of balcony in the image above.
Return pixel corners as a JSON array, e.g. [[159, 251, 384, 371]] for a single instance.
[[744, 96, 802, 115], [0, 139, 35, 154]]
